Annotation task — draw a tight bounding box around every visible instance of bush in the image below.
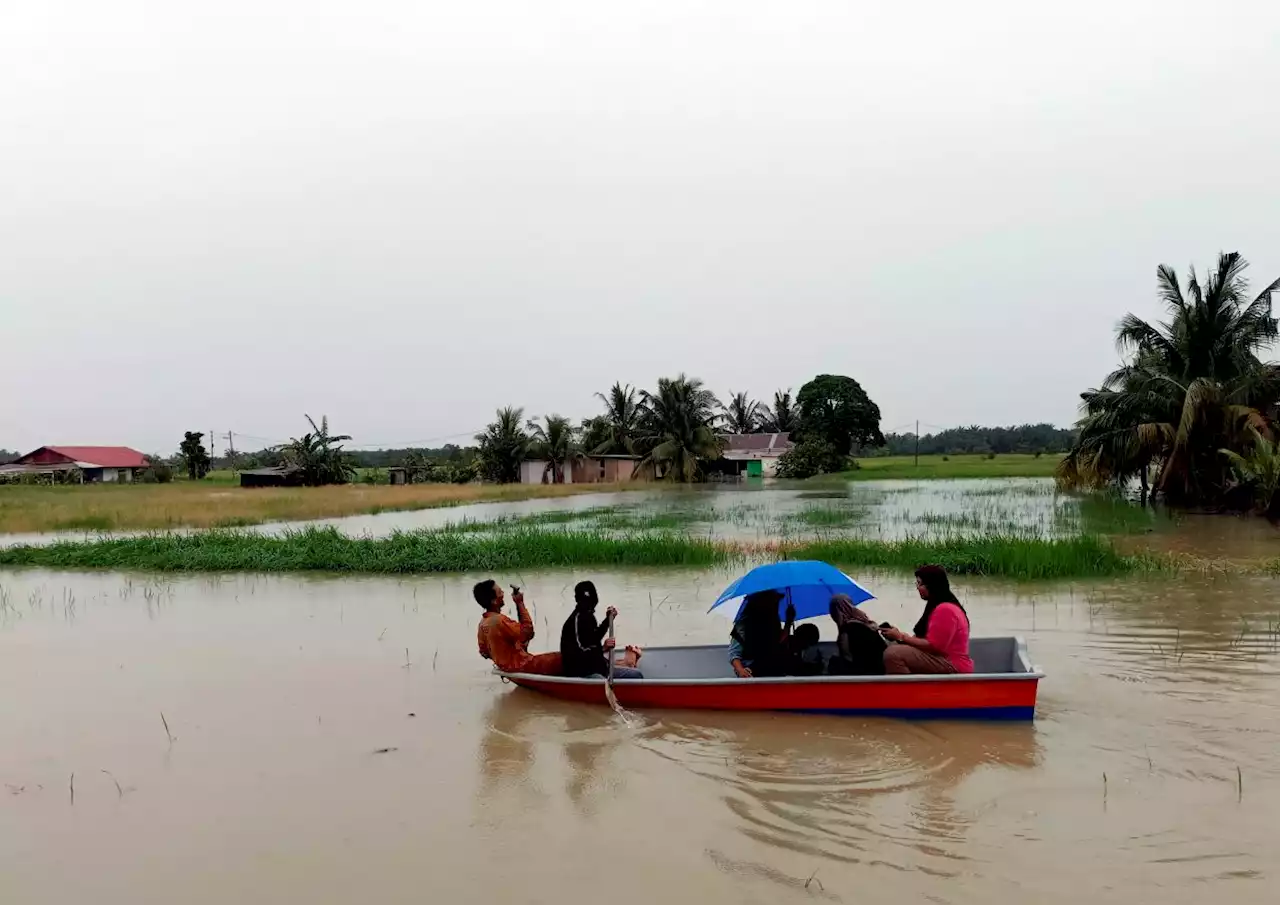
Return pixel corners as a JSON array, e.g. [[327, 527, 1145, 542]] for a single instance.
[[775, 441, 848, 479], [140, 460, 174, 484], [360, 468, 389, 485]]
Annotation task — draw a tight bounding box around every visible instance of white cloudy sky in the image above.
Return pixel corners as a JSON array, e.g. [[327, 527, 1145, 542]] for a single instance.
[[3, 1, 1278, 454]]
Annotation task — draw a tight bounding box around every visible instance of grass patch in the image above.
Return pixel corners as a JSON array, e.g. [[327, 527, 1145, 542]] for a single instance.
[[801, 454, 1063, 485], [0, 527, 730, 573], [49, 515, 115, 532], [0, 481, 655, 534], [786, 503, 870, 529], [0, 525, 1167, 580], [789, 534, 1156, 580]]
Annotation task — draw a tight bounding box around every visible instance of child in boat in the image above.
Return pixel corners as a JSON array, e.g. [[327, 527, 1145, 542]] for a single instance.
[[474, 580, 562, 675], [559, 580, 643, 678], [787, 623, 824, 676]]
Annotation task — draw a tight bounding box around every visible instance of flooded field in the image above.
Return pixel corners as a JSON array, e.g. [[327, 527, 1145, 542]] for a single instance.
[[3, 565, 1279, 904], [292, 478, 1141, 541]]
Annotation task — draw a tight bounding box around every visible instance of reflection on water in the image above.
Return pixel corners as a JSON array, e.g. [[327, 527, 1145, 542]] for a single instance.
[[1, 567, 1279, 903]]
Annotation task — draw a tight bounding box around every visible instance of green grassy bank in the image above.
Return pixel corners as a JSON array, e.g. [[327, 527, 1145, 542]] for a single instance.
[[0, 526, 1158, 580]]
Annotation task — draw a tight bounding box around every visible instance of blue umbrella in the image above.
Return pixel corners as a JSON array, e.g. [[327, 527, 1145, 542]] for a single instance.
[[709, 561, 874, 622]]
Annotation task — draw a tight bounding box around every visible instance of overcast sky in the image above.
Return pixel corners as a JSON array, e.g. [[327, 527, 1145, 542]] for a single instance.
[[3, 1, 1279, 454]]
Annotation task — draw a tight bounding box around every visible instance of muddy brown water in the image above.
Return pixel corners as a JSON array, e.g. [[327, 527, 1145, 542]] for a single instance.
[[2, 568, 1279, 904]]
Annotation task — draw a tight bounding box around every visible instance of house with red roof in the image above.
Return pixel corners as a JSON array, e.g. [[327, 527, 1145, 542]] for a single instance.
[[0, 446, 150, 483]]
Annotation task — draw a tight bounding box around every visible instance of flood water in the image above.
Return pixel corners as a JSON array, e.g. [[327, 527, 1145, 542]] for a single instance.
[[3, 565, 1279, 904]]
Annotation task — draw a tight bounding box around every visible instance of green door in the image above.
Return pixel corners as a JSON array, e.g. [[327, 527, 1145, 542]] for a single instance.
[[746, 460, 763, 477]]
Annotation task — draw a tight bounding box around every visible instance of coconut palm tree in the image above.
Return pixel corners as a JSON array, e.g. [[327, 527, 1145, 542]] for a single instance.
[[720, 391, 763, 434], [282, 414, 356, 486], [1058, 252, 1280, 505], [758, 389, 798, 434], [475, 406, 529, 484], [526, 414, 580, 483], [1221, 428, 1280, 514], [635, 374, 723, 482], [592, 383, 642, 454]]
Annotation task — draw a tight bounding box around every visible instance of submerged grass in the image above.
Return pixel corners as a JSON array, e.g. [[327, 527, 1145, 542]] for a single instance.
[[787, 534, 1158, 580], [0, 525, 1164, 579], [0, 527, 729, 573]]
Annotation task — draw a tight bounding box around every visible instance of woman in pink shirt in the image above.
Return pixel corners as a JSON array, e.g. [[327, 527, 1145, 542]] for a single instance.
[[881, 565, 973, 674]]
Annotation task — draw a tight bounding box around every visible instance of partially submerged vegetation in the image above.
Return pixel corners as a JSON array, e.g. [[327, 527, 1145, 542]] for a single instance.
[[0, 527, 727, 573], [0, 524, 1164, 580], [0, 456, 1067, 534]]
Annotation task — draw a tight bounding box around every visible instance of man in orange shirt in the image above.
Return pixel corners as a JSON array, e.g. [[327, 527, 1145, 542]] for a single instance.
[[475, 579, 562, 675]]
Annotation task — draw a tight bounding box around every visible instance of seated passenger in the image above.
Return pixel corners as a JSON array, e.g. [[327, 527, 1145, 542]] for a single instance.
[[559, 580, 643, 679], [729, 589, 795, 678], [474, 580, 562, 675], [826, 593, 886, 675], [880, 566, 973, 675], [788, 623, 825, 676]]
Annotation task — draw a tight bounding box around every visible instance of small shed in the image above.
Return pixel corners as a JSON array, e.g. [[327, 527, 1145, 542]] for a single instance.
[[239, 466, 304, 488]]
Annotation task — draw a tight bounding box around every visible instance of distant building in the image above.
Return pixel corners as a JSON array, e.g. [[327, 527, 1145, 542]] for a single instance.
[[519, 455, 649, 485], [717, 433, 794, 478], [239, 466, 304, 488], [0, 446, 149, 483]]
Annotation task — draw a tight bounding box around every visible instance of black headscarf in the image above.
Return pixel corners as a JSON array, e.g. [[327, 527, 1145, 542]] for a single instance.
[[913, 565, 967, 638], [732, 590, 784, 662], [574, 580, 599, 611]]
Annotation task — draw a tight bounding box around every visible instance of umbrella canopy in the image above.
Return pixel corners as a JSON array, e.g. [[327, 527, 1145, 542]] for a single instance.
[[709, 561, 874, 622]]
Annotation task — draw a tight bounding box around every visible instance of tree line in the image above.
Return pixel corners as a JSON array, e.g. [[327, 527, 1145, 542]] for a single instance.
[[474, 373, 884, 483], [878, 424, 1077, 457], [1058, 251, 1280, 516]]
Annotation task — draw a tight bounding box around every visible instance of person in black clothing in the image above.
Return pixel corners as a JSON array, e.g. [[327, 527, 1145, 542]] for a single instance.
[[559, 580, 644, 679], [788, 623, 825, 676], [825, 593, 887, 675]]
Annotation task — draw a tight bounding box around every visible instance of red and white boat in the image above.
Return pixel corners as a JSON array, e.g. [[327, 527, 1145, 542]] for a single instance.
[[499, 636, 1043, 721]]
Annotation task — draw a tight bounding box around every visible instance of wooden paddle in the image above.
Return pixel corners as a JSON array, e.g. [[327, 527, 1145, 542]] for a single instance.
[[604, 610, 620, 712], [603, 611, 634, 724]]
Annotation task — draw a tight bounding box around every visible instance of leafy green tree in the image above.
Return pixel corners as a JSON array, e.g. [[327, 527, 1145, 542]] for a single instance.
[[794, 375, 884, 456], [526, 414, 579, 483], [1059, 252, 1280, 504], [591, 383, 642, 454], [720, 391, 763, 434], [475, 407, 529, 484], [179, 431, 212, 480], [635, 374, 723, 482], [758, 389, 798, 434], [282, 415, 356, 486], [1221, 428, 1280, 514], [773, 440, 848, 479]]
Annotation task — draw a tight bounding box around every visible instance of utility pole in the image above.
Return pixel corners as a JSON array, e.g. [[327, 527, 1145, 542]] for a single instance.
[[223, 431, 237, 472], [914, 420, 920, 467]]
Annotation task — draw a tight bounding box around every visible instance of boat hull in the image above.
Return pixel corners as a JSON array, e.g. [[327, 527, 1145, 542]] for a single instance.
[[499, 637, 1042, 720], [505, 673, 1039, 720]]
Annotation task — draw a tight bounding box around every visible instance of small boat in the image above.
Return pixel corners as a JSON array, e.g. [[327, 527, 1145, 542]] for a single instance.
[[499, 636, 1043, 721]]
